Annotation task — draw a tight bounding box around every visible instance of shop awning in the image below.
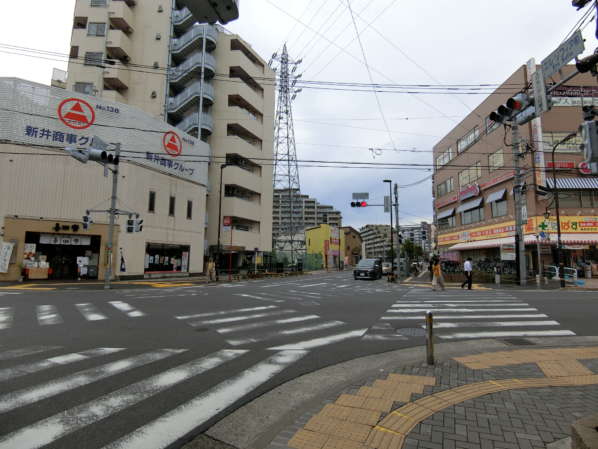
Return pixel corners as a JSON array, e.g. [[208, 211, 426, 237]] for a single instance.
[[456, 197, 483, 214], [447, 233, 598, 251], [437, 208, 455, 220], [448, 237, 514, 251], [486, 188, 506, 203], [546, 177, 598, 189]]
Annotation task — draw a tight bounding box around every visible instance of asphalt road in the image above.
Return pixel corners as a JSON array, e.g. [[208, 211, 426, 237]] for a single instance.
[[0, 272, 596, 448]]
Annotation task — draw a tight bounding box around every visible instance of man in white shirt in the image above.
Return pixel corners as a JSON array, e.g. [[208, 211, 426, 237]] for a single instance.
[[461, 257, 473, 290]]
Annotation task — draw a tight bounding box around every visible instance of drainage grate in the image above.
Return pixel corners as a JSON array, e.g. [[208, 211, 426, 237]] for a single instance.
[[396, 328, 427, 337], [502, 338, 536, 346]]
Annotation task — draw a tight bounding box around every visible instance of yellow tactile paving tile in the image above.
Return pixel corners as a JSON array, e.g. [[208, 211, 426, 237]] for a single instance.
[[358, 385, 418, 403], [304, 415, 372, 442], [537, 360, 594, 377], [335, 394, 366, 408], [322, 436, 368, 449], [373, 379, 426, 394], [455, 347, 598, 369], [319, 404, 381, 426], [378, 411, 418, 435], [413, 395, 454, 412], [334, 394, 393, 412], [386, 373, 436, 385], [365, 427, 405, 449], [287, 429, 328, 449]]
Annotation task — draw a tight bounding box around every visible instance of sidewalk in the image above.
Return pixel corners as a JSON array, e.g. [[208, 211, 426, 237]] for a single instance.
[[197, 337, 598, 449]]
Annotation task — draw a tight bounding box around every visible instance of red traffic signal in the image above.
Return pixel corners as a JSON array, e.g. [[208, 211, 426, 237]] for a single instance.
[[350, 201, 368, 207]]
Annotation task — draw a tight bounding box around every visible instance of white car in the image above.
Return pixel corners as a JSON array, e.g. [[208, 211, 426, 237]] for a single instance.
[[382, 262, 392, 275]]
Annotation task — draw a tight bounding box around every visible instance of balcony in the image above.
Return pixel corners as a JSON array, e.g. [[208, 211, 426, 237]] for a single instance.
[[106, 29, 132, 61], [175, 111, 214, 135], [228, 51, 263, 83], [171, 24, 218, 59], [173, 7, 194, 31], [169, 52, 216, 87], [222, 197, 261, 222], [224, 166, 262, 194], [108, 1, 134, 33], [168, 80, 215, 116], [103, 65, 129, 91]]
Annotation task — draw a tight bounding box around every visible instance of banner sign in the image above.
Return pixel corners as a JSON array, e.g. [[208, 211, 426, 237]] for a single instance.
[[39, 234, 91, 245], [0, 241, 14, 273], [0, 78, 210, 186]]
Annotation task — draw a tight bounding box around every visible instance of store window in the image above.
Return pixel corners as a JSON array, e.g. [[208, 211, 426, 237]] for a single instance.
[[491, 199, 508, 217], [458, 162, 482, 187], [461, 205, 484, 225], [187, 200, 193, 220], [148, 191, 156, 213], [145, 243, 190, 273], [169, 196, 175, 216], [488, 148, 504, 171]]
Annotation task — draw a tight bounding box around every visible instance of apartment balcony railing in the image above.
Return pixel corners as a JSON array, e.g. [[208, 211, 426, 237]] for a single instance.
[[175, 112, 214, 135], [169, 52, 216, 86], [172, 7, 194, 30], [171, 24, 218, 58], [168, 80, 214, 115]]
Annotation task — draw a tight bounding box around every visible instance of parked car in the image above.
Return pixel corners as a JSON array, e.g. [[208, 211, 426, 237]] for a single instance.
[[354, 258, 382, 280], [382, 262, 392, 275]]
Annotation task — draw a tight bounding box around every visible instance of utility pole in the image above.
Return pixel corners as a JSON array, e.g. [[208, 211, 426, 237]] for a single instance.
[[511, 124, 527, 287], [383, 180, 394, 281], [394, 183, 401, 283], [104, 143, 121, 290]]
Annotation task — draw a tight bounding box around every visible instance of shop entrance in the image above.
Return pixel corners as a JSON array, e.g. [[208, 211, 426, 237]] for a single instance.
[[145, 243, 190, 274]]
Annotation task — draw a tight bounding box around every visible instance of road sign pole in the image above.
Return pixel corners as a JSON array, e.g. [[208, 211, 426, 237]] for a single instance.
[[394, 183, 401, 284], [511, 124, 527, 287], [104, 143, 121, 290]]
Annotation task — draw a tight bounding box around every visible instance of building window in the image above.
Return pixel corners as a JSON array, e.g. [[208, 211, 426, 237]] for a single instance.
[[87, 22, 106, 36], [436, 178, 454, 197], [186, 200, 193, 220], [543, 132, 583, 153], [461, 206, 484, 225], [70, 46, 79, 59], [148, 191, 156, 213], [435, 147, 453, 169], [459, 162, 482, 187], [488, 148, 504, 171], [84, 52, 104, 66], [457, 127, 480, 153], [560, 191, 598, 208], [491, 199, 507, 217], [73, 82, 94, 95], [169, 196, 176, 217], [485, 116, 500, 135], [90, 0, 107, 7]]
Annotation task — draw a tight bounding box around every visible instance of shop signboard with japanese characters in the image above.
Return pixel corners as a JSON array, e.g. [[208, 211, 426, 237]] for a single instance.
[[0, 78, 209, 186], [0, 241, 14, 273]]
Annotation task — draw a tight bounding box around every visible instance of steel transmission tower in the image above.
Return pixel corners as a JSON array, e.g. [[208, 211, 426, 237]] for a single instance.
[[270, 44, 303, 264]]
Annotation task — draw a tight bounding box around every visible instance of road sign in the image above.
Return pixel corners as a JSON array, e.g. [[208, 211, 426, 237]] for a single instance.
[[352, 192, 369, 200], [541, 30, 585, 80], [532, 68, 549, 115], [384, 196, 391, 213]]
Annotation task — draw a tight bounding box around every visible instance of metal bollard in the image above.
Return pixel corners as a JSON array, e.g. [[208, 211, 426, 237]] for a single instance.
[[426, 311, 434, 365]]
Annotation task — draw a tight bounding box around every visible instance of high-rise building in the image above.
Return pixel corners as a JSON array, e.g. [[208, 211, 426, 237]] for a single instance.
[[399, 222, 432, 254], [67, 0, 275, 267], [359, 224, 392, 259], [272, 189, 342, 237]]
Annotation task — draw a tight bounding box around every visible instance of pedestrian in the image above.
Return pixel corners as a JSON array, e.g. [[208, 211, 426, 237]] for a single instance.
[[432, 258, 445, 291], [207, 259, 216, 282], [428, 259, 434, 282], [461, 257, 473, 290]]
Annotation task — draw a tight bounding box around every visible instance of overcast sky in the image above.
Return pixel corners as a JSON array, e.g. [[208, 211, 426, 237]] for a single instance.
[[0, 1, 596, 229]]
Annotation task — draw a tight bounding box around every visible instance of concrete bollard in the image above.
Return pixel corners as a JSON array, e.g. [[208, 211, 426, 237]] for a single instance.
[[426, 311, 434, 365]]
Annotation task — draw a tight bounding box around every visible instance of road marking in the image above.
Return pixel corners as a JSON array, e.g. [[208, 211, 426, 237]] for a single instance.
[[0, 350, 246, 449], [440, 329, 576, 340], [108, 301, 145, 318], [336, 284, 350, 288], [430, 320, 561, 329], [269, 329, 367, 350], [0, 345, 62, 361], [0, 307, 13, 330], [386, 308, 538, 313], [392, 303, 526, 308], [0, 348, 125, 382], [175, 306, 277, 320], [193, 310, 295, 326], [362, 334, 409, 341], [234, 293, 283, 303], [217, 315, 320, 334], [36, 305, 63, 325], [100, 350, 307, 449], [298, 283, 328, 288], [226, 321, 345, 346], [0, 292, 21, 296], [0, 348, 186, 413], [75, 303, 107, 321], [392, 300, 519, 304], [381, 314, 549, 320]]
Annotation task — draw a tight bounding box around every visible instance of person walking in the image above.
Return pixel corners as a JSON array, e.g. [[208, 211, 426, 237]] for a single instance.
[[428, 259, 434, 282], [461, 257, 473, 290], [432, 258, 445, 291]]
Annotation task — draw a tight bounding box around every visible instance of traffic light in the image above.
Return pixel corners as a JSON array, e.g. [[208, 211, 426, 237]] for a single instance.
[[350, 201, 368, 207], [134, 215, 144, 233], [572, 0, 592, 10], [126, 216, 135, 233], [489, 93, 534, 125], [65, 136, 119, 165], [82, 212, 91, 231], [580, 120, 598, 163]]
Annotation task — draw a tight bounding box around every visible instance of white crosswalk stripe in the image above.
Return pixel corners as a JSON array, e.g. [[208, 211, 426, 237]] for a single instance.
[[37, 305, 63, 325], [75, 303, 108, 321], [0, 307, 13, 329], [0, 346, 62, 361], [108, 301, 145, 317], [362, 288, 576, 341]]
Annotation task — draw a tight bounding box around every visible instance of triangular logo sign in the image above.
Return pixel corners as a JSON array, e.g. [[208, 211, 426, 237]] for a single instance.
[[64, 102, 89, 124], [166, 135, 180, 152]]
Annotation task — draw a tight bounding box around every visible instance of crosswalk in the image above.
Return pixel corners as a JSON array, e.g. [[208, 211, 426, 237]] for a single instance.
[[0, 301, 146, 330], [176, 304, 366, 349], [363, 288, 576, 341], [0, 345, 308, 449]]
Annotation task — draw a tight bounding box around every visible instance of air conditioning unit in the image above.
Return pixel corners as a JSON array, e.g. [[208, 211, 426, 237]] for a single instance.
[[177, 0, 239, 24]]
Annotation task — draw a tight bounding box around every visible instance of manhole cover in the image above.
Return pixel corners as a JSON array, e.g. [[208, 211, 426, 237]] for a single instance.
[[396, 328, 426, 337], [502, 338, 535, 346]]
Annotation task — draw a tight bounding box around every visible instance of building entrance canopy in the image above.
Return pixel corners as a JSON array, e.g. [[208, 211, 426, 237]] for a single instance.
[[448, 233, 598, 251]]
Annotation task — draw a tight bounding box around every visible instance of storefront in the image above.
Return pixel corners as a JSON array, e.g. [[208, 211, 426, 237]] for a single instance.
[[144, 243, 190, 275]]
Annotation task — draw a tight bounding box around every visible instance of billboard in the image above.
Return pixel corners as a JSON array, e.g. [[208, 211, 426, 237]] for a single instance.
[[0, 78, 210, 186]]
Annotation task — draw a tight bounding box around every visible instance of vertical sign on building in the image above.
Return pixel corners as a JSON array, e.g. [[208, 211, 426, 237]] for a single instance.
[[527, 58, 547, 187]]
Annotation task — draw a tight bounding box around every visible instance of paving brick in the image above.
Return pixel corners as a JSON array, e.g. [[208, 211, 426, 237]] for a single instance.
[[322, 436, 367, 449], [387, 373, 436, 385], [287, 429, 328, 449], [365, 428, 405, 449]]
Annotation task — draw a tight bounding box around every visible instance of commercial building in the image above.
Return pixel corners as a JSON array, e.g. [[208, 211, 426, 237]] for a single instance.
[[433, 64, 598, 275], [359, 224, 392, 259], [0, 78, 209, 281], [272, 189, 342, 237], [400, 222, 432, 254], [66, 0, 275, 269], [305, 224, 345, 270], [342, 226, 362, 266]]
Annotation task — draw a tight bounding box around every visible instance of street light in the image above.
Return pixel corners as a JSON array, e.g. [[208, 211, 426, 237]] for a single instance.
[[216, 163, 228, 281], [551, 132, 577, 288], [383, 179, 395, 281]]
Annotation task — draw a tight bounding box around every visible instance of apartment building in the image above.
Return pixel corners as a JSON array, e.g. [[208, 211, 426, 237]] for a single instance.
[[433, 64, 598, 274], [342, 226, 362, 265], [400, 222, 432, 254], [66, 0, 275, 268], [359, 224, 392, 259], [272, 189, 342, 237]]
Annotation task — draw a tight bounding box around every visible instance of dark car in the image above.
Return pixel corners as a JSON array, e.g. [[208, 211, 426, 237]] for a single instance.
[[353, 258, 382, 280]]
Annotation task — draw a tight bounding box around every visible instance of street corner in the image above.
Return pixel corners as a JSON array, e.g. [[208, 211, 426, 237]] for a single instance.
[[275, 345, 598, 449]]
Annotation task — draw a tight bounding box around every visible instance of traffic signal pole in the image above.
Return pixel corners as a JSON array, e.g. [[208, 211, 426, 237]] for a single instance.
[[394, 183, 401, 284], [510, 124, 527, 287], [104, 143, 121, 290]]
